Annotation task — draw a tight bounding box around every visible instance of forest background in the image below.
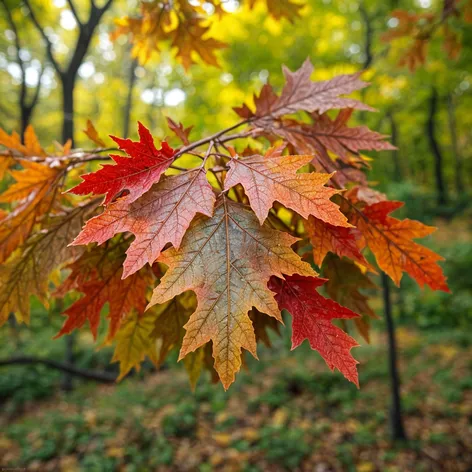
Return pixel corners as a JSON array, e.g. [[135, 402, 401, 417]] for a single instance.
[[0, 0, 471, 470]]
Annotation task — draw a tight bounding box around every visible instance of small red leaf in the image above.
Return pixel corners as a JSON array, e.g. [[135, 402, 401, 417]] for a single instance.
[[69, 122, 175, 205], [269, 274, 360, 386]]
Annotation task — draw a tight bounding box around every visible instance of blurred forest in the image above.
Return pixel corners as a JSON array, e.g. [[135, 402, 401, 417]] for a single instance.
[[0, 0, 471, 470]]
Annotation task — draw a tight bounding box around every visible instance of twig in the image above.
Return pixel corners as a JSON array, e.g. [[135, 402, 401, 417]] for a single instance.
[[0, 356, 117, 383]]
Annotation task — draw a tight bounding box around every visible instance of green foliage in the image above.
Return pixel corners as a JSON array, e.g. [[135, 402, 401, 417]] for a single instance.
[[163, 402, 198, 438], [257, 426, 310, 469]]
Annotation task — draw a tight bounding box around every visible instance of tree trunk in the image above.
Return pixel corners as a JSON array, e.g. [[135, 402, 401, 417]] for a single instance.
[[447, 93, 464, 195], [123, 58, 138, 138], [387, 111, 402, 181], [20, 107, 32, 140], [426, 87, 448, 206], [382, 272, 407, 441], [62, 76, 75, 145]]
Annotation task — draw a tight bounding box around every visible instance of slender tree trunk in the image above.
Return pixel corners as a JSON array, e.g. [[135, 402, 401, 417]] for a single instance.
[[387, 111, 402, 181], [382, 272, 407, 441], [20, 108, 31, 140], [426, 87, 448, 206], [447, 93, 464, 195], [123, 58, 138, 138], [62, 333, 76, 391], [62, 76, 75, 144]]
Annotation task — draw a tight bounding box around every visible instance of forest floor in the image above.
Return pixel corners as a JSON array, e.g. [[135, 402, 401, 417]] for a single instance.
[[1, 326, 471, 471]]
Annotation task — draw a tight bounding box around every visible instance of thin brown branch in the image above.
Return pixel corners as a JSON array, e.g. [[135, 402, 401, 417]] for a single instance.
[[66, 0, 83, 26], [0, 356, 116, 383], [23, 0, 61, 74]]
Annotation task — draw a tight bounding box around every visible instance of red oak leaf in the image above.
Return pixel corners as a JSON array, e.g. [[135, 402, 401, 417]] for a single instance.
[[71, 169, 216, 278], [69, 122, 175, 205], [269, 274, 360, 386]]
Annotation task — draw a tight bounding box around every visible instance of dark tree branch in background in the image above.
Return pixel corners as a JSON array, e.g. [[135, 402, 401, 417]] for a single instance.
[[123, 58, 139, 138], [427, 86, 448, 206], [0, 356, 116, 383], [447, 93, 464, 195], [382, 272, 408, 441], [1, 0, 44, 137], [359, 3, 373, 70], [66, 0, 83, 26], [23, 0, 115, 144], [23, 0, 61, 74], [387, 110, 402, 181]]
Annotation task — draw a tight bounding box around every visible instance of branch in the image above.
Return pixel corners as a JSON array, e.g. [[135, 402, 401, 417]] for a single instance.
[[66, 0, 83, 26], [174, 121, 252, 159], [0, 355, 116, 383], [23, 0, 61, 74], [359, 3, 373, 70], [1, 0, 23, 71], [29, 62, 45, 110], [66, 0, 114, 76]]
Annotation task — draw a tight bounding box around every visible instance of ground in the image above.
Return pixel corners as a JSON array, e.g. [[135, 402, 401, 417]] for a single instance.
[[1, 326, 471, 471]]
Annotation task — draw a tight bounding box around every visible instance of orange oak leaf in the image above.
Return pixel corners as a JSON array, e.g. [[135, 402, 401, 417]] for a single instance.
[[268, 274, 360, 386], [307, 216, 372, 269], [0, 125, 46, 157], [224, 153, 349, 227], [55, 250, 151, 340], [0, 160, 60, 263], [171, 17, 227, 71], [149, 198, 316, 389], [69, 122, 175, 205], [353, 201, 449, 291], [83, 119, 106, 148], [71, 168, 216, 278]]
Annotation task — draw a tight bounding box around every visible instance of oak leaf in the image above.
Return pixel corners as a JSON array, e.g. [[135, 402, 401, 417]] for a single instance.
[[171, 17, 227, 71], [249, 0, 302, 22], [268, 274, 360, 386], [303, 109, 396, 158], [149, 198, 316, 389], [324, 256, 377, 343], [269, 59, 373, 117], [150, 292, 204, 389], [55, 254, 151, 341], [307, 216, 372, 269], [0, 160, 61, 264], [353, 201, 449, 291], [83, 120, 106, 148], [0, 125, 45, 157], [112, 309, 159, 381], [69, 122, 175, 205], [0, 205, 91, 326], [225, 153, 349, 227], [71, 168, 216, 278], [166, 117, 193, 145]]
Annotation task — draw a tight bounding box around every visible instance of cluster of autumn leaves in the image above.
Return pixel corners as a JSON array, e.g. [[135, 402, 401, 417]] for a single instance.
[[112, 0, 302, 70], [381, 0, 471, 71], [112, 0, 471, 73], [0, 60, 449, 390]]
